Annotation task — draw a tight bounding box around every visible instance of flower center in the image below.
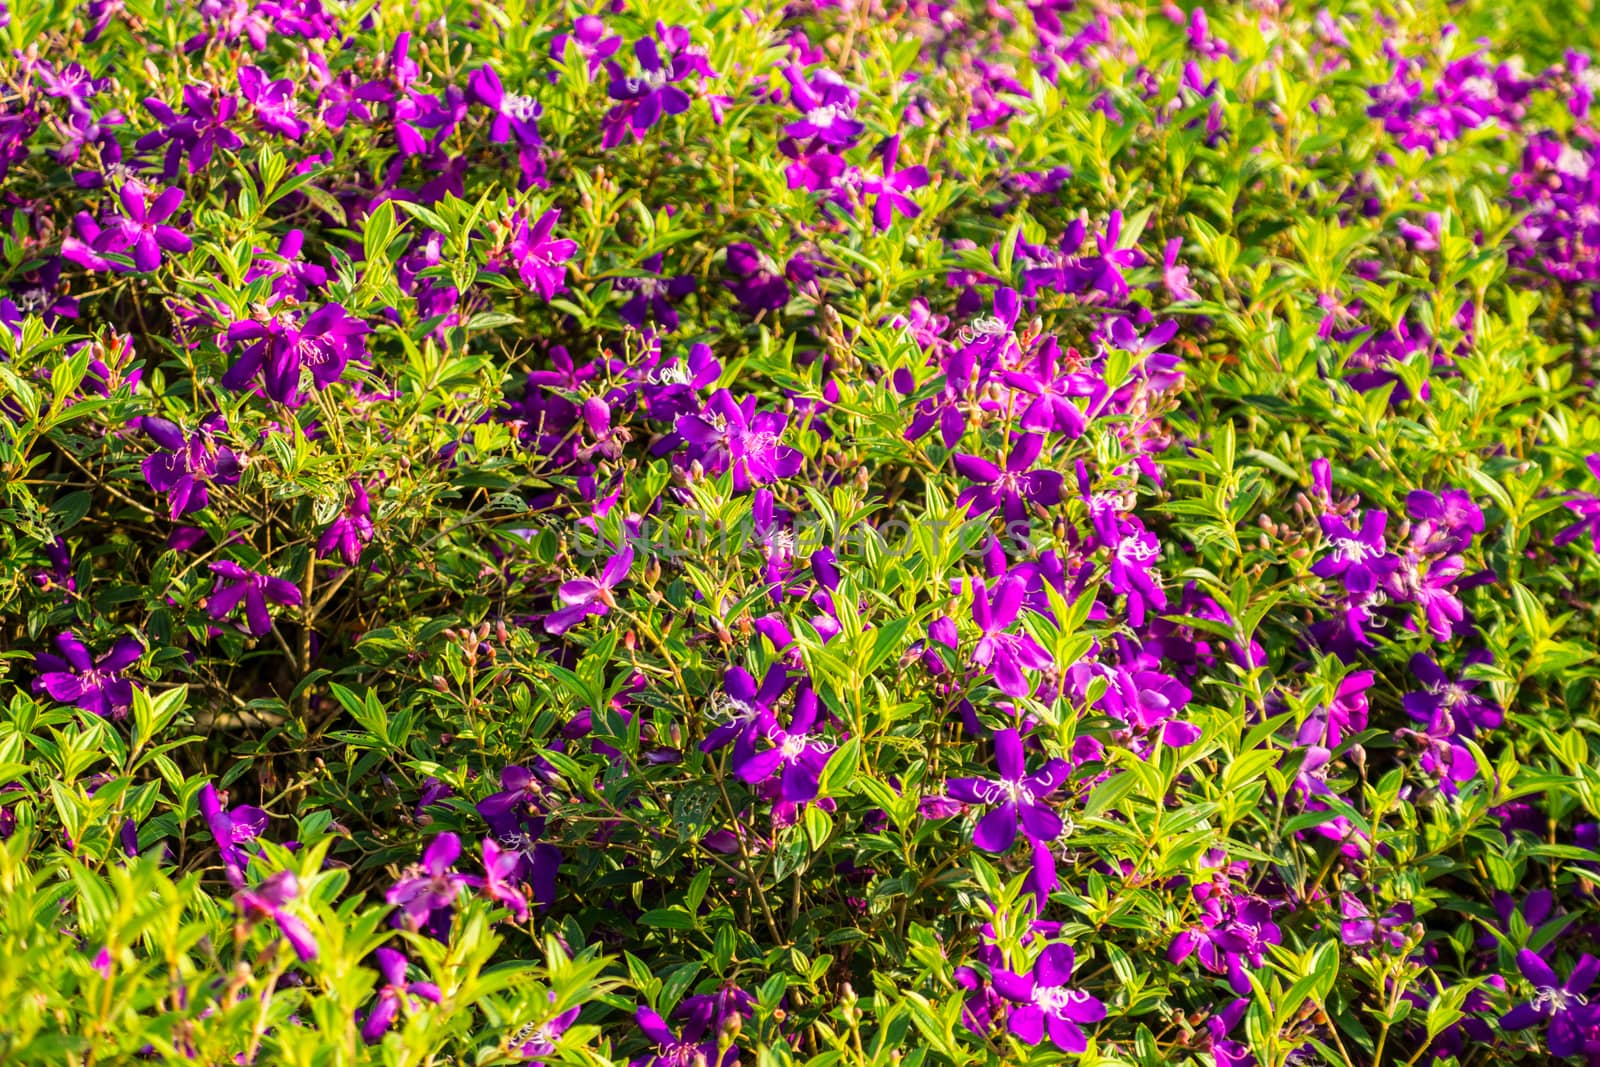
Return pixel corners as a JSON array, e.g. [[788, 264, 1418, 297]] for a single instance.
[[1534, 986, 1585, 1013], [805, 103, 845, 127], [1033, 984, 1080, 1016], [958, 315, 1008, 344], [779, 732, 810, 759], [502, 93, 540, 122], [625, 68, 669, 94], [1331, 536, 1377, 564]]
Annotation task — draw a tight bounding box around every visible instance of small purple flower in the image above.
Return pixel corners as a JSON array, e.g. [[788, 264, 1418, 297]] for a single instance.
[[783, 66, 863, 147], [199, 782, 268, 888], [480, 838, 530, 922], [946, 729, 1069, 853], [602, 27, 710, 147], [140, 414, 241, 519], [1312, 510, 1396, 592], [735, 684, 833, 804], [236, 870, 318, 962], [506, 208, 579, 300], [95, 183, 191, 272], [317, 480, 375, 566], [1557, 455, 1600, 551], [676, 389, 803, 489], [615, 253, 695, 330], [239, 66, 306, 139], [361, 947, 442, 1043], [206, 561, 302, 637], [32, 632, 142, 718], [1500, 949, 1600, 1058], [990, 944, 1106, 1051], [223, 303, 370, 406], [514, 996, 582, 1062], [631, 1004, 730, 1067], [544, 546, 633, 635], [954, 433, 1064, 527], [467, 64, 542, 146], [968, 576, 1053, 698], [387, 832, 483, 937]]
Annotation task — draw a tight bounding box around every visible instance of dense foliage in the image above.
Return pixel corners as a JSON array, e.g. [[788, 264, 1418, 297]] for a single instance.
[[4, 0, 1600, 1063]]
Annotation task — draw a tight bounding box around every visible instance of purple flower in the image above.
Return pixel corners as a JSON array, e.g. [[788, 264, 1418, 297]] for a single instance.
[[1557, 455, 1600, 551], [551, 16, 621, 76], [506, 208, 578, 300], [1500, 949, 1600, 1057], [317, 480, 375, 566], [206, 561, 302, 636], [990, 944, 1106, 1051], [199, 782, 268, 888], [480, 838, 531, 922], [140, 414, 241, 519], [387, 832, 482, 936], [723, 242, 790, 315], [631, 1004, 729, 1067], [544, 546, 633, 635], [513, 996, 582, 1062], [1313, 510, 1397, 592], [602, 27, 709, 147], [735, 683, 833, 804], [223, 303, 370, 406], [783, 66, 863, 146], [702, 664, 789, 762], [946, 729, 1069, 853], [95, 183, 191, 272], [954, 433, 1064, 527], [968, 576, 1053, 698], [1403, 653, 1501, 734], [239, 65, 306, 139], [361, 947, 442, 1043], [615, 253, 695, 329], [32, 632, 142, 718], [676, 389, 803, 489], [1169, 888, 1281, 995], [467, 64, 542, 146], [236, 870, 318, 962]]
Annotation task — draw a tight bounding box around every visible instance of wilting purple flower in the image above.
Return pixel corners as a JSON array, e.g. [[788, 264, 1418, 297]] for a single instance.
[[317, 480, 375, 565], [506, 208, 578, 300], [206, 561, 302, 636], [236, 870, 318, 962], [468, 64, 542, 146], [735, 684, 832, 804], [990, 944, 1106, 1051], [723, 242, 790, 315], [545, 546, 633, 634], [96, 183, 191, 272], [968, 576, 1053, 698], [199, 782, 268, 888], [946, 729, 1069, 853], [32, 632, 142, 718], [1500, 949, 1600, 1057], [361, 947, 443, 1043], [223, 303, 370, 406], [387, 832, 482, 935], [140, 414, 241, 519]]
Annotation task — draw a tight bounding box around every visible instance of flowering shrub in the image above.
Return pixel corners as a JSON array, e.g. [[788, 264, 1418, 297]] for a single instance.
[[4, 0, 1600, 1064]]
